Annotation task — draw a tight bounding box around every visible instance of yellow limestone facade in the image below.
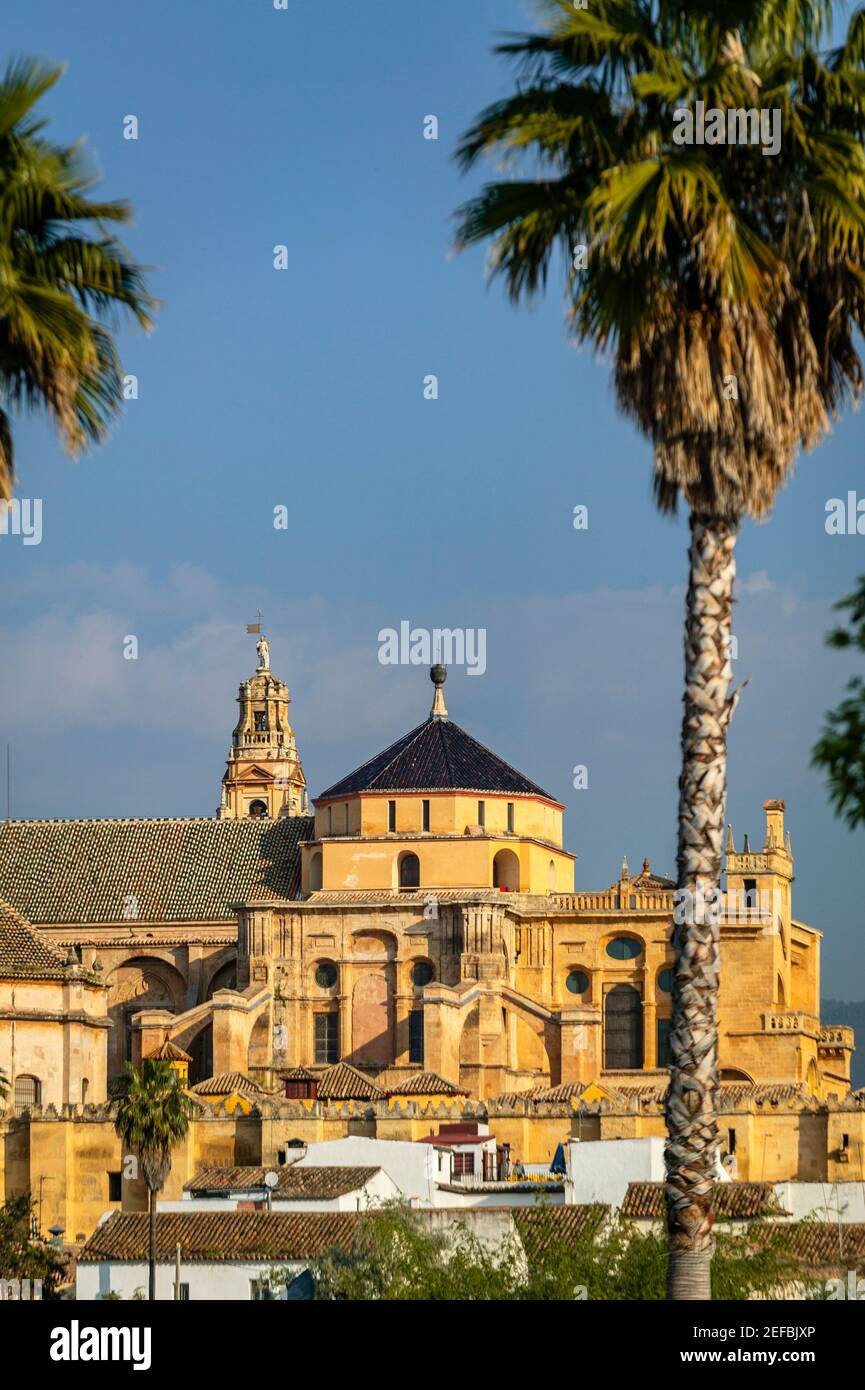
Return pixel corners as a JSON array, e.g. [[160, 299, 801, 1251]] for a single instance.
[[0, 647, 860, 1240], [221, 668, 852, 1104]]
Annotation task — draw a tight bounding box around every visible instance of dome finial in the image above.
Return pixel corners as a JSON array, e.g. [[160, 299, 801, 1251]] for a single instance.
[[430, 664, 448, 720]]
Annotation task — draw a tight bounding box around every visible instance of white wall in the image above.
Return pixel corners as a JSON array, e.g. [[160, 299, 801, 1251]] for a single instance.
[[296, 1137, 437, 1206], [565, 1137, 665, 1207], [77, 1259, 306, 1302], [774, 1182, 865, 1223]]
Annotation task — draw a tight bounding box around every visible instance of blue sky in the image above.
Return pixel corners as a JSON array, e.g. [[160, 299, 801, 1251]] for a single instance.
[[0, 0, 863, 998]]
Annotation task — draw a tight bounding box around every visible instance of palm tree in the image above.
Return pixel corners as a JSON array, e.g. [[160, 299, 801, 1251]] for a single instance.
[[0, 57, 153, 502], [0, 1068, 8, 1104], [112, 1060, 193, 1301], [455, 0, 865, 1298]]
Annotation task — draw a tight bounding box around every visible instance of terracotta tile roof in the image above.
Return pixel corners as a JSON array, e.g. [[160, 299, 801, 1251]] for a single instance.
[[147, 1037, 192, 1062], [525, 1082, 591, 1103], [621, 1182, 785, 1220], [719, 1082, 809, 1107], [768, 1222, 865, 1273], [78, 1210, 359, 1263], [318, 718, 554, 800], [386, 1072, 468, 1097], [628, 859, 676, 889], [316, 1063, 386, 1101], [514, 1205, 608, 1257], [281, 1066, 316, 1082], [0, 815, 314, 924], [614, 1085, 667, 1103], [0, 896, 70, 979], [184, 1166, 381, 1198], [187, 1073, 267, 1098]]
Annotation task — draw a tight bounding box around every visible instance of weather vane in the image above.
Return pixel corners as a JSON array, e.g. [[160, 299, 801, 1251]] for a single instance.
[[246, 611, 270, 670]]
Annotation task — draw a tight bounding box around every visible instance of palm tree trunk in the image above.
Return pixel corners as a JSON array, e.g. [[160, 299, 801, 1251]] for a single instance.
[[665, 512, 737, 1301], [148, 1185, 157, 1301]]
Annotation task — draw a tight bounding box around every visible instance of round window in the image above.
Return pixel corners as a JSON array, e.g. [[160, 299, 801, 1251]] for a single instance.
[[315, 962, 337, 989], [606, 937, 642, 961], [565, 970, 589, 995], [658, 967, 674, 993], [412, 961, 434, 988]]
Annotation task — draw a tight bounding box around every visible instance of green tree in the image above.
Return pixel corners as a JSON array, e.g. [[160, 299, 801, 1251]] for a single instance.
[[0, 57, 153, 502], [454, 0, 865, 1298], [0, 1194, 67, 1297], [812, 576, 865, 827], [112, 1059, 193, 1301], [0, 1068, 8, 1104], [306, 1201, 822, 1301]]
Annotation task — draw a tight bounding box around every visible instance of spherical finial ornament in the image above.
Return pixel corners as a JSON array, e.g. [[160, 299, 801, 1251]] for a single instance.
[[429, 664, 448, 720]]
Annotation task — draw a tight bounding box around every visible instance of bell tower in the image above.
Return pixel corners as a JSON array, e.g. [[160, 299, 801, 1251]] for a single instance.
[[218, 633, 308, 820]]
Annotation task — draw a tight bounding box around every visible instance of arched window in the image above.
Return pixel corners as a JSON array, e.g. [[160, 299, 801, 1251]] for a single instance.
[[248, 799, 268, 819], [308, 851, 322, 892], [398, 852, 420, 889], [14, 1075, 41, 1110], [81, 1078, 90, 1104], [603, 985, 643, 1069], [547, 859, 556, 892], [493, 849, 520, 892]]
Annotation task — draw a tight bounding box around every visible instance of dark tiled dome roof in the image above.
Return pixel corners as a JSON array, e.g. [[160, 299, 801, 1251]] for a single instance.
[[318, 718, 553, 800]]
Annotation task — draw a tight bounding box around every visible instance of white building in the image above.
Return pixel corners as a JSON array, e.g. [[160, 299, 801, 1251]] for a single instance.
[[565, 1136, 666, 1207], [76, 1210, 359, 1301], [295, 1129, 557, 1208], [157, 1164, 400, 1213], [296, 1136, 437, 1205]]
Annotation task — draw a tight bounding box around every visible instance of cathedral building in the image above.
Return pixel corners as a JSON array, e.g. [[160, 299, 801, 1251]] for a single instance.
[[0, 644, 853, 1106], [1, 641, 862, 1241]]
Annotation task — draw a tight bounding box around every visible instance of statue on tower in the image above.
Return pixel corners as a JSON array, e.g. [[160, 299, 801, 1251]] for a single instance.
[[256, 634, 271, 671]]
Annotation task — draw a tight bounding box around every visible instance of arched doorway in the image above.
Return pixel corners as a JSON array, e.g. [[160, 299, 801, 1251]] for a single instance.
[[604, 984, 643, 1069], [493, 848, 520, 891]]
